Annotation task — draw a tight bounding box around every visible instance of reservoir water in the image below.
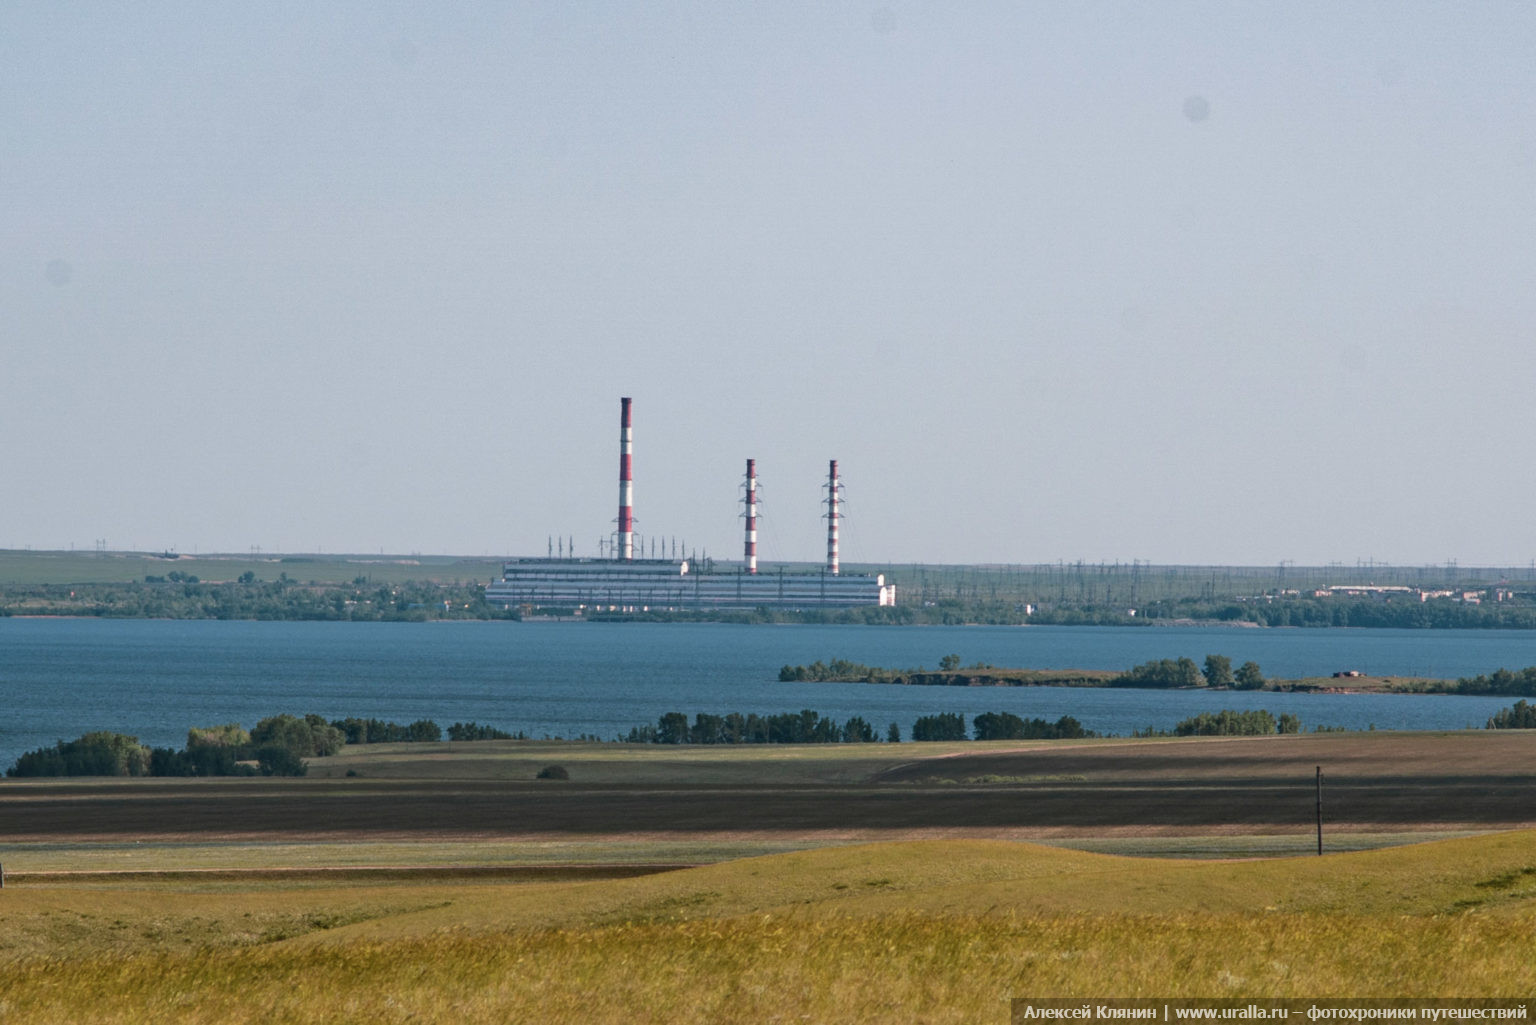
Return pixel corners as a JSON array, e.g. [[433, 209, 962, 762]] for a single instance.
[[2, 619, 1534, 770]]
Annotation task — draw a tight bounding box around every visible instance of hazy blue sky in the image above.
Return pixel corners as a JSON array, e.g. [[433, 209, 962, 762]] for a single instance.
[[5, 3, 1535, 567]]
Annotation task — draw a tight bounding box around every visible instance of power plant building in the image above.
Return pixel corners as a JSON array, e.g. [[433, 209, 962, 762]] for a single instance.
[[484, 397, 896, 612], [484, 558, 895, 611]]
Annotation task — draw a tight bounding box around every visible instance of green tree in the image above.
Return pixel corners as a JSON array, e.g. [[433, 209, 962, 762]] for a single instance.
[[250, 714, 344, 758], [1173, 709, 1278, 736], [6, 732, 151, 778], [255, 744, 308, 776], [187, 723, 250, 750], [656, 712, 690, 744], [973, 711, 1027, 740], [1202, 654, 1234, 688], [1488, 700, 1536, 729], [1118, 657, 1203, 688], [1234, 661, 1266, 690], [938, 653, 962, 671], [912, 712, 967, 741], [841, 716, 877, 743]]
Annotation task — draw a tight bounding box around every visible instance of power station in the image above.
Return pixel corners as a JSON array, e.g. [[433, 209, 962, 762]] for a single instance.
[[484, 398, 896, 612]]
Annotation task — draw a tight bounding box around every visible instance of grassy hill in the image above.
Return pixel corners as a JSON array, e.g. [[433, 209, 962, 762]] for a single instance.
[[5, 735, 1536, 1021], [2, 832, 1535, 1022]]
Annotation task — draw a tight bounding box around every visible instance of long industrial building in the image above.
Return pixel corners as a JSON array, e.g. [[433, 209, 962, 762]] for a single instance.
[[484, 398, 896, 612], [484, 558, 895, 610]]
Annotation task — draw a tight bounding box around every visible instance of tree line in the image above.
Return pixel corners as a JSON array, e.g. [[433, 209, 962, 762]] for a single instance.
[[5, 714, 522, 778], [15, 699, 1536, 777], [0, 578, 501, 622], [778, 654, 1268, 689]]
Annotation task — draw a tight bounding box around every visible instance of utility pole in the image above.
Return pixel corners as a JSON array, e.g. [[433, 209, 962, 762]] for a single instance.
[[1316, 765, 1324, 856]]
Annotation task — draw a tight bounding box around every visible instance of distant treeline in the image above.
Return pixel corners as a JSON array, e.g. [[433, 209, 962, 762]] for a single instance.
[[620, 707, 1363, 743], [623, 710, 1096, 744], [653, 596, 1536, 629], [0, 578, 502, 622], [780, 654, 1536, 697], [1488, 700, 1536, 729], [4, 715, 524, 778], [623, 710, 887, 745], [1135, 709, 1302, 737], [778, 655, 1267, 690]]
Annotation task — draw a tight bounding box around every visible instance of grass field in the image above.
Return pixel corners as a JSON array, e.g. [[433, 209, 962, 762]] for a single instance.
[[3, 734, 1535, 1022]]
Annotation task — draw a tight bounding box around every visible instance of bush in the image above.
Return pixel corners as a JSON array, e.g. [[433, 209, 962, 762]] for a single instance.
[[1116, 658, 1203, 688], [536, 764, 569, 780], [251, 714, 344, 758], [1234, 661, 1266, 690], [1172, 709, 1291, 736], [331, 717, 443, 744], [1488, 699, 1536, 729], [446, 722, 516, 741], [186, 723, 251, 750], [6, 732, 151, 778], [972, 712, 1095, 741], [912, 712, 967, 742], [255, 744, 308, 776]]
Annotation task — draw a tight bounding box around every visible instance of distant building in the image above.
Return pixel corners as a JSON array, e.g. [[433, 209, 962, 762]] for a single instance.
[[484, 558, 895, 612]]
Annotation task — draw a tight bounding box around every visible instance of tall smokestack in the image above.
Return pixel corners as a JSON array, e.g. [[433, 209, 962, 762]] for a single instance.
[[824, 459, 841, 576], [617, 397, 634, 561], [744, 458, 758, 574]]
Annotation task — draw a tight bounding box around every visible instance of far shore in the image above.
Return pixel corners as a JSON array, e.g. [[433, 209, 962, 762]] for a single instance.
[[788, 665, 1522, 696]]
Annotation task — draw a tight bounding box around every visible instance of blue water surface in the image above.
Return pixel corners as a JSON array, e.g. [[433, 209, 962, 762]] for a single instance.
[[1, 619, 1532, 768]]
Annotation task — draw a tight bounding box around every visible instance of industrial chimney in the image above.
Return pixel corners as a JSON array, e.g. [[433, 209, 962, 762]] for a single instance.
[[617, 397, 634, 561], [824, 459, 842, 576], [743, 458, 758, 574]]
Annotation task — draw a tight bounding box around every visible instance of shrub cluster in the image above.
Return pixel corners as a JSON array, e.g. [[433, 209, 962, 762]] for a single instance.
[[778, 659, 895, 683], [332, 717, 442, 744], [1488, 699, 1536, 729], [1131, 709, 1302, 737], [911, 712, 967, 741], [446, 722, 522, 741], [7, 731, 152, 778], [5, 713, 519, 778], [971, 711, 1092, 740], [626, 710, 880, 744], [1458, 668, 1536, 696], [623, 710, 1097, 745]]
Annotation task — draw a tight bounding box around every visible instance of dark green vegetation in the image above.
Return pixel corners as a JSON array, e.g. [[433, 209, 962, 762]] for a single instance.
[[6, 715, 514, 779], [447, 722, 522, 741], [780, 657, 1116, 687], [621, 707, 1292, 744], [1488, 700, 1536, 729], [0, 575, 501, 621], [1168, 709, 1301, 736], [972, 711, 1091, 741], [623, 710, 881, 745], [17, 693, 1536, 779], [781, 653, 1536, 697]]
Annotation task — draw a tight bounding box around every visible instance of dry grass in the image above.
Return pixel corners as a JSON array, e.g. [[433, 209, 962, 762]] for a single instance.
[[4, 832, 1536, 1022], [5, 911, 1535, 1025], [6, 737, 1536, 1022]]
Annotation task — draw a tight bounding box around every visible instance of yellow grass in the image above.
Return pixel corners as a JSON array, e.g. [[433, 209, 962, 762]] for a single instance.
[[5, 832, 1536, 1022]]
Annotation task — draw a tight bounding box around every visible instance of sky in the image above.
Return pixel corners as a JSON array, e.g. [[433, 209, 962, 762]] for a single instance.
[[4, 2, 1535, 568]]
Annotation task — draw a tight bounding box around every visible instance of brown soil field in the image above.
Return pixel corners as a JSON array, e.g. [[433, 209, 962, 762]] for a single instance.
[[3, 731, 1533, 847]]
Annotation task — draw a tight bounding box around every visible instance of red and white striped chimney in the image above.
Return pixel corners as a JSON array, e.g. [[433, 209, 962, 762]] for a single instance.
[[824, 459, 841, 576], [617, 397, 634, 561], [743, 458, 758, 574]]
